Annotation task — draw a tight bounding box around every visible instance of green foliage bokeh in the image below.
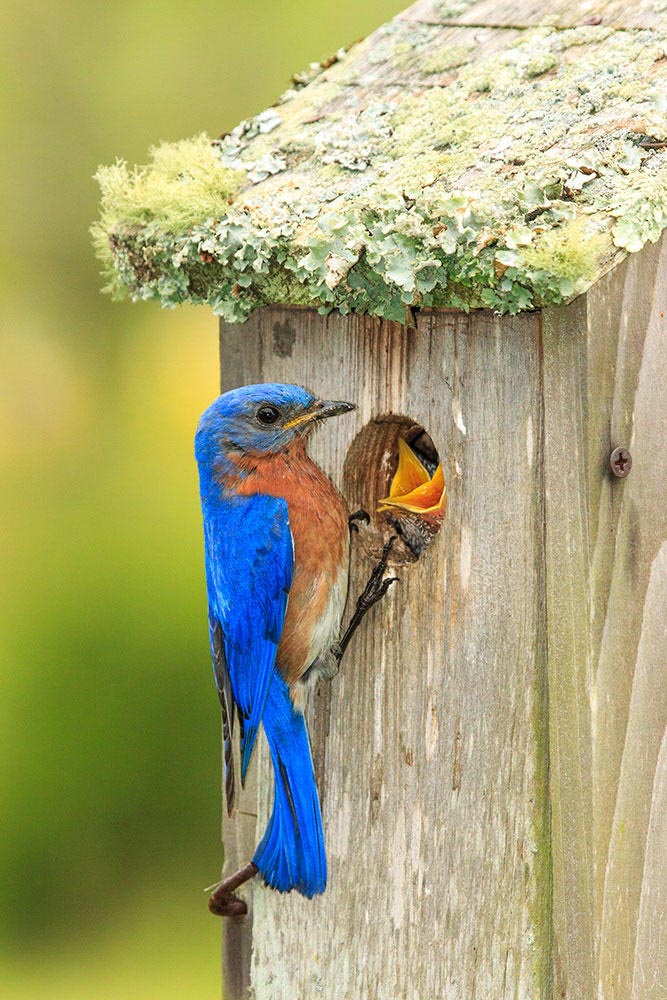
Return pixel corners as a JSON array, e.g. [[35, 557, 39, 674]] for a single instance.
[[0, 1, 405, 996]]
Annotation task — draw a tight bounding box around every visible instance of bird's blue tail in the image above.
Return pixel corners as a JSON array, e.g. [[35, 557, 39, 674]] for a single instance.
[[252, 672, 326, 897]]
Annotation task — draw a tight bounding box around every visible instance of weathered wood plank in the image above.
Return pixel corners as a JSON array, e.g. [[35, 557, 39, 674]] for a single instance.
[[219, 307, 550, 999], [594, 234, 667, 1000], [632, 710, 667, 1000], [402, 0, 666, 29], [216, 326, 265, 1000], [542, 229, 667, 999], [541, 294, 597, 1000]]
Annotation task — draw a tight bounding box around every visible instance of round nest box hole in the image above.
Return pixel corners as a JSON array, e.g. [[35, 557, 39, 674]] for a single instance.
[[342, 415, 445, 567]]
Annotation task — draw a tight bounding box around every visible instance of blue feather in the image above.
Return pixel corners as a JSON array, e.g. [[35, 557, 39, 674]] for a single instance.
[[201, 484, 293, 781], [252, 672, 326, 896]]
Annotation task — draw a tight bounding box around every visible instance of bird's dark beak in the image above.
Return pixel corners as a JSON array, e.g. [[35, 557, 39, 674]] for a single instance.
[[315, 399, 356, 420], [284, 398, 355, 430]]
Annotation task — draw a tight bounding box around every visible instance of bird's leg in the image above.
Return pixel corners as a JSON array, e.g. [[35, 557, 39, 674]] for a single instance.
[[208, 861, 258, 917], [336, 535, 399, 664]]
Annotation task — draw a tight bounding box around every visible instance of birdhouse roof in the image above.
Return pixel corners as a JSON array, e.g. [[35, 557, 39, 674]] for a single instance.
[[94, 0, 667, 323]]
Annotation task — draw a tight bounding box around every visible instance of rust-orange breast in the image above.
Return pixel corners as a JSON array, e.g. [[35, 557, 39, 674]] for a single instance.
[[227, 440, 349, 689]]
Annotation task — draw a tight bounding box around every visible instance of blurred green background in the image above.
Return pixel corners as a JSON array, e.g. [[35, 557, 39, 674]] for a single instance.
[[0, 2, 405, 996]]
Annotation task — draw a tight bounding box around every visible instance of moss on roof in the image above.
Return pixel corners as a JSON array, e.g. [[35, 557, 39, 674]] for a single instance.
[[94, 0, 667, 323]]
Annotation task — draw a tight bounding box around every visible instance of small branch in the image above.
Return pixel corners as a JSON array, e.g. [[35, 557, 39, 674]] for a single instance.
[[208, 861, 258, 917]]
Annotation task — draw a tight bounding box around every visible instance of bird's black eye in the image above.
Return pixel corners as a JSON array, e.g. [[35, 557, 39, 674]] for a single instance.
[[256, 404, 281, 425]]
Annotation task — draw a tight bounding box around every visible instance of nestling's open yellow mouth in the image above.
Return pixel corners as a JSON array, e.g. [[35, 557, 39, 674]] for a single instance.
[[377, 437, 446, 518]]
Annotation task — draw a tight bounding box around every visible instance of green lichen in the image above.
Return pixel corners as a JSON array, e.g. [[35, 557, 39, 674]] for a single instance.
[[431, 0, 476, 17], [523, 52, 558, 78], [611, 172, 667, 252], [256, 266, 317, 308], [92, 134, 244, 295], [522, 219, 611, 284], [423, 43, 474, 73], [98, 133, 244, 226], [93, 3, 667, 323]]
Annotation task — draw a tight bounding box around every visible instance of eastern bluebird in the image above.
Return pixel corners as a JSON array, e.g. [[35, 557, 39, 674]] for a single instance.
[[195, 383, 395, 916]]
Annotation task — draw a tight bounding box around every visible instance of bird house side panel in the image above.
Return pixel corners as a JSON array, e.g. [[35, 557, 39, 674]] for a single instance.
[[542, 230, 667, 1000], [218, 308, 550, 1000]]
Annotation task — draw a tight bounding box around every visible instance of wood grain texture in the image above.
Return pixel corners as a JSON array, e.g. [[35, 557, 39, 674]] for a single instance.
[[542, 230, 667, 999], [218, 307, 550, 999], [402, 0, 666, 29], [216, 233, 667, 996], [217, 331, 263, 1000]]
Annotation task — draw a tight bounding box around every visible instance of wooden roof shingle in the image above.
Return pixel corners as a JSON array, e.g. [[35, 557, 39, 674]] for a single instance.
[[94, 0, 667, 322]]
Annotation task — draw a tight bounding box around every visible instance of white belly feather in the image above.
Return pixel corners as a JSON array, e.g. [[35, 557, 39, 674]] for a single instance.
[[293, 562, 349, 711]]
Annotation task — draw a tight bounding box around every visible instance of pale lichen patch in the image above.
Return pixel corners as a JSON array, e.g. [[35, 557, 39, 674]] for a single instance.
[[93, 0, 667, 323]]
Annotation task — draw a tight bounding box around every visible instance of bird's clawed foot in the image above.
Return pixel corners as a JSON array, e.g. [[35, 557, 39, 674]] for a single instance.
[[207, 861, 258, 917], [356, 535, 400, 614], [336, 535, 399, 662], [348, 508, 371, 534]]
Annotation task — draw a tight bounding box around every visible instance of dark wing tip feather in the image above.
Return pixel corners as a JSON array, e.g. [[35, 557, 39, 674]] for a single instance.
[[222, 701, 236, 816], [212, 620, 237, 815]]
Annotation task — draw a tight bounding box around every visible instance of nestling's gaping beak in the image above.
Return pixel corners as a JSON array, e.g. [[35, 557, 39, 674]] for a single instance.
[[377, 437, 447, 519], [284, 399, 355, 429]]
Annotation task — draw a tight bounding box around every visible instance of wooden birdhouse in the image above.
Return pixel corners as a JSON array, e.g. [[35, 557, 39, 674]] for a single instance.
[[95, 1, 667, 997]]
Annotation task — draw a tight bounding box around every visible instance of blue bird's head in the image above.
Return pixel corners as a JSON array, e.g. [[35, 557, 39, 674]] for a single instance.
[[195, 383, 355, 468]]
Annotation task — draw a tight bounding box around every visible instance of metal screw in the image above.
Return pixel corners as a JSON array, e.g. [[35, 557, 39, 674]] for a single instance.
[[609, 447, 632, 478]]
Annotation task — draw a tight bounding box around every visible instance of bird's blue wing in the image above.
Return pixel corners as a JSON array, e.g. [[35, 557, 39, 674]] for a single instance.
[[203, 492, 293, 786]]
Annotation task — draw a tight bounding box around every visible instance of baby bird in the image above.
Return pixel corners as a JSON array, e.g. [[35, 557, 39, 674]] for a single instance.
[[378, 436, 446, 558]]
